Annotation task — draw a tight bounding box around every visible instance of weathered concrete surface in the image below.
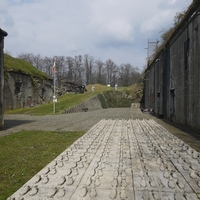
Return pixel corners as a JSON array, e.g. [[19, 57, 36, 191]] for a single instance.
[[7, 119, 200, 200], [4, 71, 53, 110], [62, 96, 102, 114], [143, 1, 200, 133]]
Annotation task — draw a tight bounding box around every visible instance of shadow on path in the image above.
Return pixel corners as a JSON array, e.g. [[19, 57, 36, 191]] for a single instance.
[[3, 119, 34, 130]]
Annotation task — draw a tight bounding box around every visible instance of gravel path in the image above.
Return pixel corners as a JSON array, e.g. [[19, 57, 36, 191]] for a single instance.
[[1, 107, 200, 152], [2, 108, 151, 134]]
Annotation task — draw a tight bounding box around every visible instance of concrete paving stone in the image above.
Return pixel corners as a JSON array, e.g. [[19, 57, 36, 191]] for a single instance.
[[7, 119, 200, 200]]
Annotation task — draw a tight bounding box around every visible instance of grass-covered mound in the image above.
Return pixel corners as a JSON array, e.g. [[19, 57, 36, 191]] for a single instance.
[[5, 82, 143, 115], [4, 54, 49, 80]]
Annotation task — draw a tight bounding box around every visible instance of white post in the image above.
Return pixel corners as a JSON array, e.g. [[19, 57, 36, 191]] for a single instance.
[[115, 83, 118, 91], [92, 85, 95, 92], [53, 58, 56, 113]]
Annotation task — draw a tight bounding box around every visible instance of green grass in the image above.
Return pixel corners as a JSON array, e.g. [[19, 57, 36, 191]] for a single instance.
[[0, 130, 85, 200], [5, 84, 114, 115], [4, 54, 49, 80], [5, 83, 142, 115], [5, 92, 98, 115]]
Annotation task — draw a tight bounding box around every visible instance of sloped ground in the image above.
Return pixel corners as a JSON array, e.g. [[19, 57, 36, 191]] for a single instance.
[[62, 96, 102, 114], [7, 117, 200, 200]]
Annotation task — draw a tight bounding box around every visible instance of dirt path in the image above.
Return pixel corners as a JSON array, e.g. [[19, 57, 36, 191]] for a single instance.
[[1, 107, 200, 151]]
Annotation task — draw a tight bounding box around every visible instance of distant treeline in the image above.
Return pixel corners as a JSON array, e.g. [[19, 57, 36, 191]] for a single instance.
[[17, 53, 141, 87]]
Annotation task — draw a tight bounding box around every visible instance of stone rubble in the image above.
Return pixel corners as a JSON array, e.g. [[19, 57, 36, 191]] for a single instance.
[[8, 119, 200, 200]]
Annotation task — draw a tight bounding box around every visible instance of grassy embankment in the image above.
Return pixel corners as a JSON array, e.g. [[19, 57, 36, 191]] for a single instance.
[[5, 83, 142, 115], [5, 84, 111, 115], [4, 54, 49, 80], [4, 53, 143, 115]]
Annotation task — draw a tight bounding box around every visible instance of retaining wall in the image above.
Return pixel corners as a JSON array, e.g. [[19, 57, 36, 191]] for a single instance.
[[4, 71, 53, 110], [62, 96, 102, 114], [144, 1, 200, 133]]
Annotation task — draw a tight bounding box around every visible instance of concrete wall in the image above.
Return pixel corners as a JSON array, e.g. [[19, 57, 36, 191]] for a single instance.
[[144, 1, 200, 133], [62, 95, 102, 114], [0, 28, 7, 130], [4, 71, 53, 110]]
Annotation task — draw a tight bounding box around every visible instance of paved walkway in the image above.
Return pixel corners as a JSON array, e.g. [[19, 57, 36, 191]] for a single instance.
[[8, 119, 200, 200], [2, 108, 200, 151]]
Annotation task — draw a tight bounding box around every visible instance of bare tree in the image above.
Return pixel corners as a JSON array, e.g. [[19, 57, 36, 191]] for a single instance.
[[105, 59, 118, 86], [84, 54, 94, 85], [119, 64, 141, 86], [84, 54, 89, 85], [66, 57, 74, 82], [43, 56, 53, 76], [74, 55, 84, 85], [17, 52, 141, 87], [130, 66, 141, 84], [119, 64, 131, 86], [18, 53, 34, 65], [55, 56, 66, 86], [95, 60, 106, 84], [33, 54, 43, 71]]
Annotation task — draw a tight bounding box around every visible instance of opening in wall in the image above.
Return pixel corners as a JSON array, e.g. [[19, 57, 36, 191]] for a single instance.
[[14, 82, 22, 95]]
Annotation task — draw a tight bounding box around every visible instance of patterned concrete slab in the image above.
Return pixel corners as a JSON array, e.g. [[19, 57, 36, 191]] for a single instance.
[[8, 119, 200, 200]]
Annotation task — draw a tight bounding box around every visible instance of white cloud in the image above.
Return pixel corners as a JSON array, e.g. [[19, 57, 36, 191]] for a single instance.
[[91, 18, 134, 46], [140, 10, 174, 36], [1, 0, 193, 69]]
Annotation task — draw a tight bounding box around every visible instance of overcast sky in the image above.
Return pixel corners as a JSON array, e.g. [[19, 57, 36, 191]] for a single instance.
[[0, 0, 193, 70]]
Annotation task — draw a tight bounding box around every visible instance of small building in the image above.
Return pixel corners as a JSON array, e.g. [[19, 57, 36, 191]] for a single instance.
[[4, 71, 53, 110], [143, 0, 200, 133], [0, 28, 8, 130]]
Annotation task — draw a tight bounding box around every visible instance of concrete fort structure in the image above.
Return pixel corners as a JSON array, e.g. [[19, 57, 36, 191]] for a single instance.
[[143, 0, 200, 133], [0, 28, 7, 130], [4, 70, 53, 110]]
